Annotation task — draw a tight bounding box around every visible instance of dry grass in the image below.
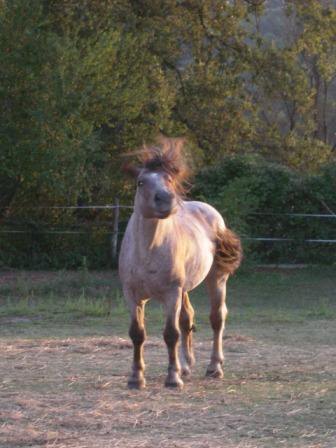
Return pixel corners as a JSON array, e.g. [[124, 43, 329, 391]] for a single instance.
[[0, 268, 335, 447], [1, 326, 335, 447]]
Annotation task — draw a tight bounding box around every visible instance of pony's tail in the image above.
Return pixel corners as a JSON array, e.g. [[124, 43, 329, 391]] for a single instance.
[[215, 228, 243, 275]]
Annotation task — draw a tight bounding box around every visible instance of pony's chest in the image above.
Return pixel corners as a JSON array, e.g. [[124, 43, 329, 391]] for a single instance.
[[119, 215, 216, 297], [133, 253, 173, 278], [128, 254, 180, 298]]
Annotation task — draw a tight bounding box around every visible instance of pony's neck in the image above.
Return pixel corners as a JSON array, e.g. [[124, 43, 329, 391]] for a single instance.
[[134, 212, 172, 251]]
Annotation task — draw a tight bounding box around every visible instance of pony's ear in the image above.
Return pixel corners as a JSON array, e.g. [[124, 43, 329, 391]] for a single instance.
[[122, 163, 141, 178]]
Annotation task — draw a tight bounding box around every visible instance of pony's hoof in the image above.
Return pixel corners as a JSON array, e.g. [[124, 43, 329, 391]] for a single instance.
[[205, 367, 224, 379], [127, 378, 146, 390], [165, 376, 184, 389]]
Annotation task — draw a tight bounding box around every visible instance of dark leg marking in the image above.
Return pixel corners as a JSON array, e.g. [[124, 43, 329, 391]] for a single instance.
[[179, 292, 195, 376], [164, 319, 183, 388], [128, 306, 146, 389]]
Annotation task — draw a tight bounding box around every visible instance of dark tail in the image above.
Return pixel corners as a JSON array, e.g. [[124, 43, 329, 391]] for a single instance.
[[215, 228, 243, 275]]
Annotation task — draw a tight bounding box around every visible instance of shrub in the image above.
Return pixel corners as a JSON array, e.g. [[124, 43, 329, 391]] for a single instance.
[[194, 156, 336, 264]]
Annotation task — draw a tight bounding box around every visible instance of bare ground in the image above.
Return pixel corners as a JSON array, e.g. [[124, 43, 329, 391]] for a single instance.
[[1, 322, 335, 448]]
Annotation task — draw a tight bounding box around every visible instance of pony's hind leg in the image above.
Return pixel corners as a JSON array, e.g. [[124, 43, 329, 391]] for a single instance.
[[179, 292, 195, 377], [127, 299, 147, 389], [163, 289, 184, 388], [205, 270, 229, 379]]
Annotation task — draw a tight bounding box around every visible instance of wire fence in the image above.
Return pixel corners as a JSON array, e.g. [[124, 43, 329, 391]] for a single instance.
[[1, 205, 336, 240], [1, 201, 336, 269]]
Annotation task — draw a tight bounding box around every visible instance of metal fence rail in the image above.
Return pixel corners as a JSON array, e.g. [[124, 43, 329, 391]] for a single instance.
[[251, 212, 336, 218], [245, 237, 336, 243], [1, 205, 335, 216], [1, 203, 335, 267]]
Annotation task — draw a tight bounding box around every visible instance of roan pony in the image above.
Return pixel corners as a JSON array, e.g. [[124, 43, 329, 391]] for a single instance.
[[119, 138, 242, 389]]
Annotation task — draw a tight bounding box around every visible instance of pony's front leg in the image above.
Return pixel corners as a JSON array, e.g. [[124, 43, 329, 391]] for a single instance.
[[127, 299, 147, 389], [179, 292, 195, 377], [163, 289, 184, 388], [205, 271, 229, 379]]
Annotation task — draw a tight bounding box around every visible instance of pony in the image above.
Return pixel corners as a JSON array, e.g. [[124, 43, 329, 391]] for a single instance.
[[119, 137, 242, 389]]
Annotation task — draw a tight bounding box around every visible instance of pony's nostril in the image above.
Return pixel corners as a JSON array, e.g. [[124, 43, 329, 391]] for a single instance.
[[155, 191, 172, 204], [154, 193, 162, 203]]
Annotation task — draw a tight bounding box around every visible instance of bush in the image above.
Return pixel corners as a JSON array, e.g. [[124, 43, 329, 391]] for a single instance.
[[194, 156, 336, 264]]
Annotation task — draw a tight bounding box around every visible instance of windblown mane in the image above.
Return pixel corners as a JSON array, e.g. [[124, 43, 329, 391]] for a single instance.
[[137, 137, 191, 196]]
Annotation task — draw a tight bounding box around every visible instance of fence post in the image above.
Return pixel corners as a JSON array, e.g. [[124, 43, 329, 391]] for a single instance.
[[111, 197, 120, 267]]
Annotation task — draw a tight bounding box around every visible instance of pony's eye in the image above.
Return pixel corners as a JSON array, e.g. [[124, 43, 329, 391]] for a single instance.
[[137, 180, 144, 187], [164, 174, 173, 183]]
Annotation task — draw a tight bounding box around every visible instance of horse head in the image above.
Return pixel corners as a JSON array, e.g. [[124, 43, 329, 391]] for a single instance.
[[123, 137, 190, 219]]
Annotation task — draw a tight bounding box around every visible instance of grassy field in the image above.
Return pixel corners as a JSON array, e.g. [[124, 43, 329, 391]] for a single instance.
[[0, 266, 335, 448]]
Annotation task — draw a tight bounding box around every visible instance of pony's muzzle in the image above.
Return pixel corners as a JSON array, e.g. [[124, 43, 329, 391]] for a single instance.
[[154, 190, 174, 205], [154, 190, 176, 216]]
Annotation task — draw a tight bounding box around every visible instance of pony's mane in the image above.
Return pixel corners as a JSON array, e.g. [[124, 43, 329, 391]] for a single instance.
[[137, 137, 191, 196]]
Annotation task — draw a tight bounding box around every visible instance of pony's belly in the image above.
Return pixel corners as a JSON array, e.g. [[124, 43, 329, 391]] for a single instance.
[[183, 252, 213, 292]]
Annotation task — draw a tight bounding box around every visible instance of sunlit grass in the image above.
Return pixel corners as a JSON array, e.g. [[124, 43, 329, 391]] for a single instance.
[[0, 266, 335, 337]]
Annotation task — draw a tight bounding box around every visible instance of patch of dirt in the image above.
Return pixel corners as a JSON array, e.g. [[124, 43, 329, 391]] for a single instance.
[[0, 324, 335, 448]]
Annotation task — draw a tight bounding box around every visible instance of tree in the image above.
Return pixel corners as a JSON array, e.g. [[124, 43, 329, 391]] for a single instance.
[[250, 0, 336, 170], [0, 0, 175, 219], [289, 0, 336, 145], [167, 1, 256, 162]]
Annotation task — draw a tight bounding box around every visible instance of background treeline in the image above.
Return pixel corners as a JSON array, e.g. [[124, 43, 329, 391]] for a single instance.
[[0, 0, 335, 268]]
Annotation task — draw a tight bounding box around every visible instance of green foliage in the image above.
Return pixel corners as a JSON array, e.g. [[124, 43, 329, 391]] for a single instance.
[[0, 0, 175, 212], [194, 156, 336, 264], [171, 1, 256, 161], [251, 0, 336, 165], [0, 0, 335, 267], [211, 176, 261, 236]]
